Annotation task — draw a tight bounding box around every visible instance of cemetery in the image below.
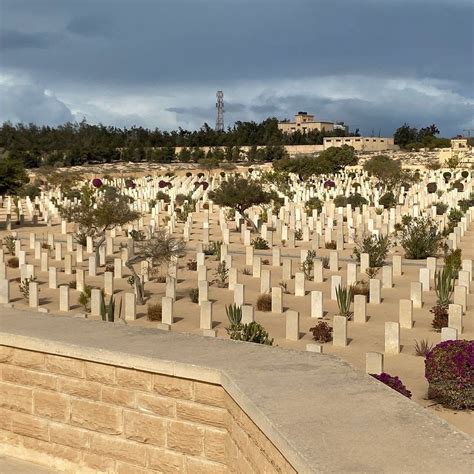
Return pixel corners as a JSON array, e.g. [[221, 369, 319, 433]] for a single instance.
[[0, 161, 473, 471]]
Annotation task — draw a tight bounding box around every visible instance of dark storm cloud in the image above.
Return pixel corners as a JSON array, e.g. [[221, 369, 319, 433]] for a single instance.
[[0, 0, 472, 133]]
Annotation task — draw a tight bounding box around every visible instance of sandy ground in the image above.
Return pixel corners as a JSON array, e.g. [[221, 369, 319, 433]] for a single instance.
[[1, 198, 472, 437]]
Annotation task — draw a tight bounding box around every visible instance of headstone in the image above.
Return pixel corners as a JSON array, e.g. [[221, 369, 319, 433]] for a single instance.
[[419, 268, 430, 292], [399, 299, 413, 329], [234, 283, 245, 306], [366, 352, 383, 374], [333, 315, 348, 347], [410, 282, 423, 308], [124, 293, 136, 320], [448, 304, 463, 334], [382, 265, 393, 288], [385, 322, 400, 354], [331, 275, 342, 300], [441, 327, 458, 341], [392, 255, 402, 276], [198, 280, 209, 305], [48, 267, 57, 289], [59, 285, 70, 312], [200, 300, 213, 330], [369, 279, 381, 304], [310, 291, 323, 318], [0, 279, 10, 304], [271, 286, 283, 313], [29, 281, 39, 308], [285, 310, 300, 341], [161, 296, 174, 324], [294, 272, 305, 297], [353, 295, 367, 323], [242, 304, 254, 324], [453, 285, 467, 313]]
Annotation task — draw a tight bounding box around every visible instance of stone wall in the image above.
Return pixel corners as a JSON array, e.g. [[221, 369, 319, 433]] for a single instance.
[[0, 346, 294, 473]]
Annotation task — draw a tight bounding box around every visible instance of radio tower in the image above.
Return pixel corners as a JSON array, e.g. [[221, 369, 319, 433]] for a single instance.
[[215, 91, 224, 132]]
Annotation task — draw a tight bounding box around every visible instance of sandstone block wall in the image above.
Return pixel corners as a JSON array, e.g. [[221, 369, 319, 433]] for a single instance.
[[0, 345, 295, 473]]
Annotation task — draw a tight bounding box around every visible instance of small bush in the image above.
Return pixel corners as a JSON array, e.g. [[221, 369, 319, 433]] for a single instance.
[[353, 234, 391, 268], [156, 275, 167, 283], [379, 192, 397, 209], [227, 321, 273, 345], [78, 286, 92, 311], [430, 304, 448, 332], [325, 241, 336, 250], [426, 182, 437, 194], [305, 197, 323, 214], [371, 373, 412, 398], [309, 321, 333, 343], [147, 303, 162, 321], [425, 340, 473, 409], [189, 288, 199, 303], [3, 235, 16, 254], [346, 193, 368, 209], [241, 267, 251, 275], [351, 279, 369, 301], [252, 237, 270, 250], [414, 339, 434, 357], [256, 294, 272, 311], [262, 258, 270, 265], [400, 216, 442, 259], [435, 202, 448, 215], [321, 256, 330, 269], [294, 229, 303, 241], [187, 259, 197, 271], [444, 249, 462, 278], [7, 257, 19, 268]]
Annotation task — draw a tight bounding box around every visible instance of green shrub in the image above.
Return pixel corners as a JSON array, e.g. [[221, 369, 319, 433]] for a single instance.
[[227, 321, 273, 345], [353, 234, 391, 268], [305, 197, 323, 214], [346, 193, 368, 209], [425, 340, 473, 409], [400, 216, 442, 259], [189, 288, 199, 303], [444, 249, 462, 278], [435, 202, 448, 215], [336, 285, 352, 318], [155, 190, 170, 203], [434, 268, 454, 306], [78, 286, 92, 311], [309, 321, 333, 343], [3, 235, 16, 254], [252, 237, 270, 250]]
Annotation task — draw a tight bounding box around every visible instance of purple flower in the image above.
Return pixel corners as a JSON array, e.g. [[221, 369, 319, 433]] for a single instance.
[[92, 178, 103, 188], [371, 373, 412, 398]]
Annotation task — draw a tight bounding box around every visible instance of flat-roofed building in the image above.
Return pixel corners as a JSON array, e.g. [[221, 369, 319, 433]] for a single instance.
[[323, 136, 397, 152], [278, 112, 335, 134]]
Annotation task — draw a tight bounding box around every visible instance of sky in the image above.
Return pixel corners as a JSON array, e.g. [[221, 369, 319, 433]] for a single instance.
[[0, 0, 473, 136]]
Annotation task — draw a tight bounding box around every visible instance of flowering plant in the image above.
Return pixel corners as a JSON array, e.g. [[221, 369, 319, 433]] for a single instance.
[[371, 373, 412, 398], [92, 178, 103, 188]]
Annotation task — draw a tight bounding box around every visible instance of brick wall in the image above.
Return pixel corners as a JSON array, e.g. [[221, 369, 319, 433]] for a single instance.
[[0, 346, 295, 473]]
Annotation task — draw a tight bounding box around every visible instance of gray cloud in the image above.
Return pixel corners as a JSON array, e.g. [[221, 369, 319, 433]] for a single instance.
[[0, 30, 62, 49]]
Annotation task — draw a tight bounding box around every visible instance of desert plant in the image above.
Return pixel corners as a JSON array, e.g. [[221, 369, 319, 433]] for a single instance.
[[78, 286, 92, 311], [256, 294, 272, 311], [305, 197, 323, 214], [365, 267, 380, 279], [370, 373, 412, 398], [353, 234, 391, 268], [19, 277, 37, 300], [444, 248, 462, 278], [434, 268, 455, 306], [187, 259, 197, 271], [379, 192, 397, 209], [425, 340, 473, 409], [294, 229, 303, 241], [227, 320, 273, 345], [321, 256, 330, 269], [209, 241, 223, 260], [262, 258, 270, 265], [225, 304, 242, 326], [7, 257, 19, 268], [241, 267, 251, 275], [414, 339, 434, 357], [301, 250, 317, 281], [100, 293, 119, 322], [335, 285, 352, 318], [129, 229, 146, 241], [351, 279, 369, 301], [279, 281, 289, 294], [325, 241, 337, 250], [430, 304, 449, 332], [147, 303, 162, 321], [252, 237, 270, 250], [215, 261, 229, 288], [435, 202, 448, 216], [3, 235, 16, 254], [189, 288, 199, 303], [309, 321, 333, 343], [399, 216, 442, 259]]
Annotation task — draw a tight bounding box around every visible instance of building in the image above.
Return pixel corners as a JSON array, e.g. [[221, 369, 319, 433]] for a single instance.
[[278, 112, 335, 134], [438, 137, 473, 166], [323, 136, 397, 152]]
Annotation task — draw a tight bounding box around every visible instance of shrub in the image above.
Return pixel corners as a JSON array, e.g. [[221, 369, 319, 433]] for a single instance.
[[400, 216, 442, 259], [333, 195, 347, 208], [444, 249, 462, 278], [309, 321, 333, 343], [241, 267, 251, 275], [434, 268, 454, 306], [458, 193, 474, 213], [189, 288, 199, 303], [227, 321, 273, 345], [430, 304, 448, 332], [351, 279, 369, 301], [443, 171, 451, 181], [147, 303, 162, 321], [262, 258, 270, 265], [371, 373, 412, 398], [252, 237, 270, 250], [353, 234, 391, 268], [3, 235, 16, 254], [305, 197, 323, 214], [379, 192, 397, 209], [325, 241, 336, 250], [215, 262, 229, 288], [336, 285, 352, 318], [225, 304, 242, 326], [414, 339, 434, 357], [321, 256, 330, 269], [435, 202, 448, 215], [19, 277, 36, 300], [7, 257, 19, 268], [78, 286, 92, 311], [461, 170, 469, 178], [426, 182, 437, 193], [346, 193, 368, 209], [187, 259, 197, 271], [156, 190, 170, 202], [294, 229, 303, 241], [256, 294, 272, 311], [425, 340, 474, 409]]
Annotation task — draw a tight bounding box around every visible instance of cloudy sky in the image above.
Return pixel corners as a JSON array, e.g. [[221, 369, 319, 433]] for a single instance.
[[0, 0, 473, 136]]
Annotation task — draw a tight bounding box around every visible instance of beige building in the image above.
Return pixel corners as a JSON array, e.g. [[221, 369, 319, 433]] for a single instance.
[[323, 136, 397, 152], [278, 112, 335, 134], [438, 137, 473, 166]]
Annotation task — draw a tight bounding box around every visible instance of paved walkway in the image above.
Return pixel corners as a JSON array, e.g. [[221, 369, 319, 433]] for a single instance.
[[0, 455, 56, 473]]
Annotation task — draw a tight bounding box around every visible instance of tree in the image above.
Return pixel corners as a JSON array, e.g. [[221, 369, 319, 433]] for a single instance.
[[126, 230, 185, 304], [0, 157, 29, 195], [394, 123, 418, 147], [317, 145, 357, 171], [363, 155, 402, 188], [208, 176, 274, 231], [58, 185, 140, 264]]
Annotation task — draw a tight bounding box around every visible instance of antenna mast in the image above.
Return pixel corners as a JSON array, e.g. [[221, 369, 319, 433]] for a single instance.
[[215, 91, 224, 132]]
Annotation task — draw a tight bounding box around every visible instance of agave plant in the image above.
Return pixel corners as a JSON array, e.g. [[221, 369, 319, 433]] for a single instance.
[[336, 285, 353, 319], [225, 304, 242, 326], [100, 292, 121, 322], [434, 268, 455, 306]]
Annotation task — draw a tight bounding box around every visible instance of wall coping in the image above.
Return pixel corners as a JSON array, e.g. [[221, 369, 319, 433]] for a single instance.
[[0, 308, 472, 473]]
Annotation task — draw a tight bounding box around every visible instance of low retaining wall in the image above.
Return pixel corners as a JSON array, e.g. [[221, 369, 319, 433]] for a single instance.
[[0, 309, 473, 473]]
